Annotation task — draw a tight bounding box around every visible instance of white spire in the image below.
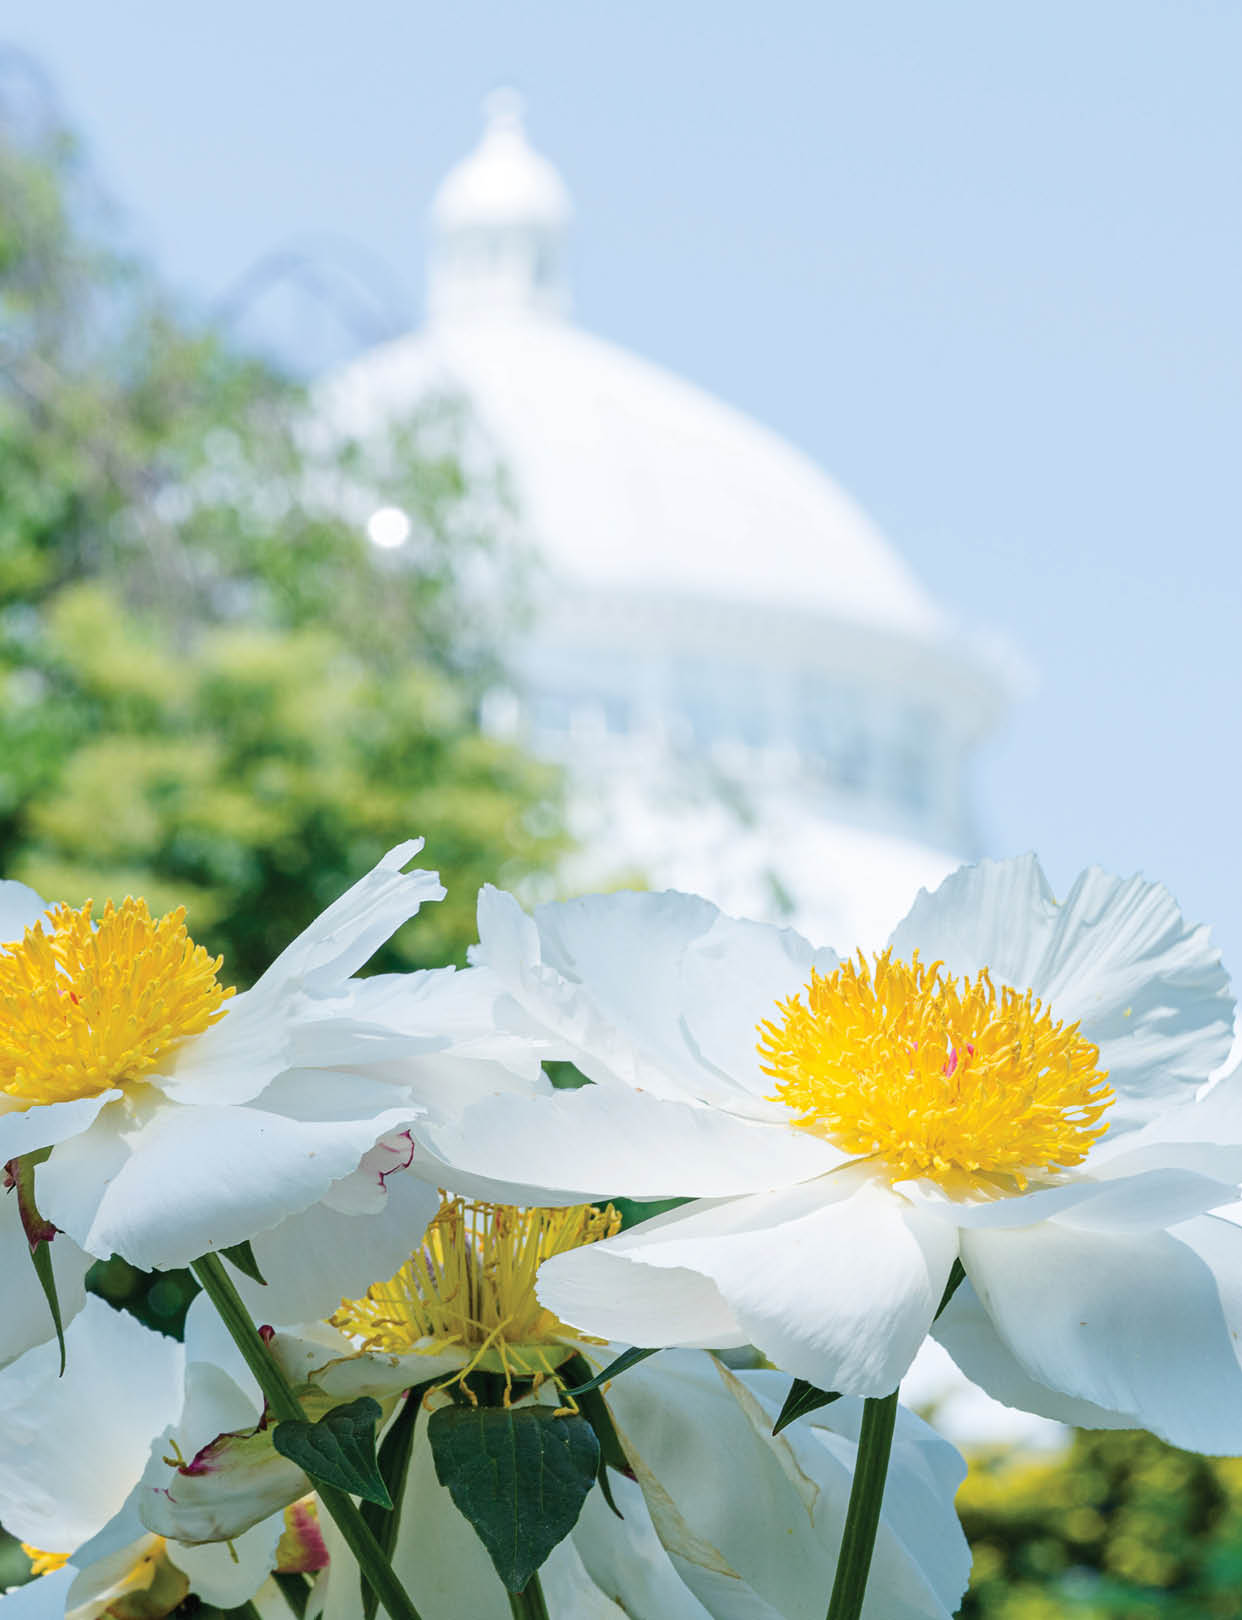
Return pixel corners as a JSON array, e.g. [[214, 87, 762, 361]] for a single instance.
[[427, 91, 572, 322]]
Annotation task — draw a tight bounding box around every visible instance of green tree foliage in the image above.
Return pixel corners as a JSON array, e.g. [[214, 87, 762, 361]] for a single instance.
[[960, 1430, 1242, 1619], [0, 97, 565, 988]]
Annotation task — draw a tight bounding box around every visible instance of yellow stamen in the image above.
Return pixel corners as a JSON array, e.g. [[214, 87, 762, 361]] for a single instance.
[[332, 1196, 620, 1379], [21, 1544, 69, 1576], [759, 949, 1113, 1195], [0, 899, 233, 1106]]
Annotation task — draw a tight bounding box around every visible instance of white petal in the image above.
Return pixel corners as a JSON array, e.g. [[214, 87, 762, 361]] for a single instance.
[[932, 1277, 1138, 1429], [0, 1297, 183, 1551], [0, 1566, 76, 1618], [960, 1220, 1242, 1451], [539, 1240, 747, 1349], [425, 1085, 844, 1205], [476, 885, 836, 1112], [891, 856, 1234, 1135], [0, 1092, 118, 1164], [570, 1475, 715, 1619], [37, 1098, 422, 1270], [0, 880, 48, 941], [233, 1168, 441, 1325], [251, 841, 444, 997], [0, 1185, 89, 1370], [169, 1514, 282, 1608], [602, 1351, 967, 1620], [738, 1368, 971, 1620], [156, 989, 294, 1108], [542, 1180, 956, 1395], [911, 1163, 1242, 1232]]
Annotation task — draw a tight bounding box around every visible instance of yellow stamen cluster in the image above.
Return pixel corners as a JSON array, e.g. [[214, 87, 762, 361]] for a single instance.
[[332, 1196, 620, 1373], [21, 1544, 69, 1576], [0, 899, 233, 1107], [759, 950, 1113, 1195]]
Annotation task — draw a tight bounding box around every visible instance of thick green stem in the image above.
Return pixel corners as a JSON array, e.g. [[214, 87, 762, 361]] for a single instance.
[[507, 1570, 551, 1620], [824, 1390, 899, 1620], [191, 1252, 424, 1620]]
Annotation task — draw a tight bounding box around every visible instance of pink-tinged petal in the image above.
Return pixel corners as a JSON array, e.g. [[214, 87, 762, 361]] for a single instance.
[[424, 1084, 845, 1206], [0, 1298, 184, 1553], [541, 1180, 957, 1396], [474, 884, 837, 1112], [36, 1097, 423, 1271], [960, 1220, 1242, 1452], [932, 1278, 1138, 1430], [275, 1500, 329, 1574], [0, 1181, 90, 1370], [140, 1424, 306, 1547]]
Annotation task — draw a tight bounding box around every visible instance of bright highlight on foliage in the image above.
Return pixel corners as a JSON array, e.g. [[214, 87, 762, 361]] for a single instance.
[[0, 900, 233, 1107], [332, 1196, 620, 1376], [758, 948, 1114, 1193]]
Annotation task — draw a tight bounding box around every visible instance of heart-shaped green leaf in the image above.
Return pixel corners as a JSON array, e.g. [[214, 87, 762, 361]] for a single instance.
[[428, 1404, 599, 1592], [273, 1397, 391, 1508]]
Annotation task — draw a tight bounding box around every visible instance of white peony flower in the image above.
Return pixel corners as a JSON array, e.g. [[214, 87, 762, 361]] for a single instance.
[[0, 840, 541, 1346], [142, 1196, 970, 1620], [424, 856, 1242, 1453], [0, 1296, 295, 1619]]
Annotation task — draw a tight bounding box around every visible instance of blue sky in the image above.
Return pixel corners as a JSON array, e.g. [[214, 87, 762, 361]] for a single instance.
[[13, 1, 1242, 982]]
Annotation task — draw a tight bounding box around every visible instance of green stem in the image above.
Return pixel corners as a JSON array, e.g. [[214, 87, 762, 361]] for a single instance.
[[507, 1570, 551, 1620], [191, 1253, 424, 1620], [824, 1390, 899, 1620]]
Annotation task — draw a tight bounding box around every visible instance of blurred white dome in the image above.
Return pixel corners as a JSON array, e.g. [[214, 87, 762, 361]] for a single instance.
[[327, 96, 1015, 951]]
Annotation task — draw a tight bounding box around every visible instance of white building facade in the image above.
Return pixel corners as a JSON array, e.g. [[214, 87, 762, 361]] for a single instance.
[[331, 92, 1012, 952]]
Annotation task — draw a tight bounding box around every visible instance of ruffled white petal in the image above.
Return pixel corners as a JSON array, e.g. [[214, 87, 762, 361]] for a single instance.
[[890, 856, 1234, 1136], [475, 885, 836, 1114], [0, 1187, 89, 1370], [0, 1298, 184, 1551], [37, 1096, 421, 1270], [960, 1219, 1242, 1451], [541, 1180, 956, 1395], [540, 1241, 747, 1350], [251, 840, 444, 997], [157, 842, 446, 1108], [570, 1476, 715, 1619], [425, 1085, 844, 1206]]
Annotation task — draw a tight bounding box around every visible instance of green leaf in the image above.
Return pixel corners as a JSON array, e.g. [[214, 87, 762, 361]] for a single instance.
[[8, 1152, 66, 1375], [29, 1237, 67, 1377], [273, 1397, 392, 1508], [359, 1383, 431, 1620], [427, 1404, 600, 1592], [220, 1239, 267, 1287], [935, 1258, 967, 1320], [772, 1378, 842, 1436], [560, 1345, 660, 1396], [558, 1353, 632, 1519], [271, 1572, 311, 1618]]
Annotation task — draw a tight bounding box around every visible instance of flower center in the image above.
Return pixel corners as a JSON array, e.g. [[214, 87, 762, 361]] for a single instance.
[[0, 899, 234, 1107], [331, 1196, 620, 1373], [758, 950, 1114, 1194]]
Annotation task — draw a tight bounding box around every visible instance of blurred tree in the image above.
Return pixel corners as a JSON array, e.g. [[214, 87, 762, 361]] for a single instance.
[[0, 89, 564, 986], [0, 78, 565, 1331], [960, 1429, 1242, 1619]]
